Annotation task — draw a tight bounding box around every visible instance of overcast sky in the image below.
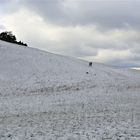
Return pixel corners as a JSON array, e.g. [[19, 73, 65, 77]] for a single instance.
[[0, 0, 140, 67]]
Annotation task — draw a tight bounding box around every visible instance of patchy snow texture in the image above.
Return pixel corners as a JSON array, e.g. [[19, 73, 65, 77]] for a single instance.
[[0, 40, 140, 140]]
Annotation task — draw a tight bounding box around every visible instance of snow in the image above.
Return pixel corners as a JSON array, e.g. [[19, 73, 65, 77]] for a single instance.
[[0, 40, 140, 139]]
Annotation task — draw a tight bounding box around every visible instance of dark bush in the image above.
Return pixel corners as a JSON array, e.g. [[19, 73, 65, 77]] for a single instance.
[[0, 31, 28, 46], [0, 31, 16, 43], [17, 41, 27, 46]]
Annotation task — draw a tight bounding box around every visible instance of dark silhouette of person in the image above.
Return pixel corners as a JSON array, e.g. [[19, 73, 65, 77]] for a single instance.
[[89, 62, 92, 67]]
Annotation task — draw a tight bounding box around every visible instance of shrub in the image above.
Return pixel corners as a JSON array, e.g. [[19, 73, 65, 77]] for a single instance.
[[0, 31, 28, 46]]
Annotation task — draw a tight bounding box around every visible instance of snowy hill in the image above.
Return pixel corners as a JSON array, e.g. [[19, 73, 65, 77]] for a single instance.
[[0, 40, 140, 139]]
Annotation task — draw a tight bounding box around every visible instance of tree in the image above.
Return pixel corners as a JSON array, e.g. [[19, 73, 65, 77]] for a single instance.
[[0, 31, 27, 46], [0, 31, 16, 43]]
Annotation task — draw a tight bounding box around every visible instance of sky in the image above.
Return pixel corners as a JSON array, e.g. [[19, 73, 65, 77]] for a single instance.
[[0, 0, 140, 67]]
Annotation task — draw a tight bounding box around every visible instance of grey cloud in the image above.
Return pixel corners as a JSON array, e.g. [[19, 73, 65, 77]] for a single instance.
[[107, 60, 140, 68], [0, 25, 5, 30], [0, 0, 10, 4], [107, 56, 140, 68], [21, 0, 65, 24], [62, 44, 97, 58], [21, 0, 140, 28], [0, 0, 20, 15]]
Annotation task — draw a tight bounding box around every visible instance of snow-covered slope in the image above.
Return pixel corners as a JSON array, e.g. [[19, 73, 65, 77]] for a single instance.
[[0, 40, 139, 96], [0, 40, 140, 139]]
